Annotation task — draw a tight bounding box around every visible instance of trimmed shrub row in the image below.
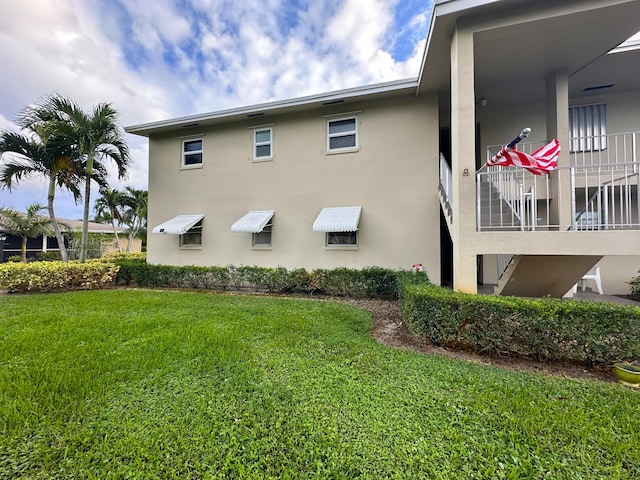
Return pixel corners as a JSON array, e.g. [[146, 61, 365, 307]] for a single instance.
[[0, 261, 120, 293], [107, 255, 417, 299], [398, 280, 640, 366]]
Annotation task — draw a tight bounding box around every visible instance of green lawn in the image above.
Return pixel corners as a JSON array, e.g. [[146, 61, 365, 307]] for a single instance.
[[1, 290, 638, 479]]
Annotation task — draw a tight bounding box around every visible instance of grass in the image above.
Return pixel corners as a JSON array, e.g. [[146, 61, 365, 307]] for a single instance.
[[1, 289, 639, 479]]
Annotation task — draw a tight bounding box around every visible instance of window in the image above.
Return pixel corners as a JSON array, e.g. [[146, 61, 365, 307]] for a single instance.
[[182, 138, 203, 167], [327, 117, 357, 152], [180, 220, 202, 246], [327, 231, 357, 246], [569, 104, 606, 152], [253, 128, 272, 160], [253, 224, 272, 247]]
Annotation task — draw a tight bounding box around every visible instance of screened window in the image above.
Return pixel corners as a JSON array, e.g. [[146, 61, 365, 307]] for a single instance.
[[327, 117, 357, 152], [253, 128, 272, 160], [569, 104, 607, 152], [182, 138, 203, 167], [252, 224, 272, 247], [180, 220, 202, 246], [326, 231, 357, 246]]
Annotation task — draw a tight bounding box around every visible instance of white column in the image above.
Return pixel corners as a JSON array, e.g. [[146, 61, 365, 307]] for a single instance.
[[451, 25, 478, 294], [546, 70, 571, 228]]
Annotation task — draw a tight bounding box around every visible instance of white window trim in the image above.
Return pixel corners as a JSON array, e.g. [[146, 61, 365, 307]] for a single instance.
[[325, 231, 358, 250], [179, 220, 203, 248], [181, 137, 204, 169], [253, 127, 273, 162], [326, 116, 358, 154]]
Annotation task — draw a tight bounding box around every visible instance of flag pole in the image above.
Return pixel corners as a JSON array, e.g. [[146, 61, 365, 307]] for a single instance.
[[490, 127, 532, 164], [506, 127, 532, 149]]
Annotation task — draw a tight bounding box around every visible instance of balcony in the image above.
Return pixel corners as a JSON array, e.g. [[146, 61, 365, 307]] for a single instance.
[[472, 132, 640, 232]]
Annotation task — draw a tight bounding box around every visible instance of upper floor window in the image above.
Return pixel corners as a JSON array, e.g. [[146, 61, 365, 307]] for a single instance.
[[182, 138, 203, 168], [569, 104, 606, 152], [253, 128, 272, 161], [327, 117, 358, 153]]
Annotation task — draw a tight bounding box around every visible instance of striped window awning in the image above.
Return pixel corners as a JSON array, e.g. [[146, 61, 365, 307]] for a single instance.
[[152, 214, 203, 235], [312, 206, 361, 232], [231, 210, 275, 233]]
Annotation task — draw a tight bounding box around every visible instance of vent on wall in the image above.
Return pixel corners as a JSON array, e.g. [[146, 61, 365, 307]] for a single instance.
[[322, 99, 345, 106], [583, 84, 614, 92]]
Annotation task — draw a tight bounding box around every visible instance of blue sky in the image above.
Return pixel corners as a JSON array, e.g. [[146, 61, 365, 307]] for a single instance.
[[0, 0, 432, 220]]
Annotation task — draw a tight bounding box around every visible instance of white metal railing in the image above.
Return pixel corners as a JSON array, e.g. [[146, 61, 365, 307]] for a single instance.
[[477, 168, 551, 230], [486, 133, 638, 166], [496, 254, 514, 280], [570, 132, 637, 167], [571, 162, 640, 230], [439, 153, 453, 210], [478, 133, 640, 231]]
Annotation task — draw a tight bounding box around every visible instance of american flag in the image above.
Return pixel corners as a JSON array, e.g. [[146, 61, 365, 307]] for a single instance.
[[486, 139, 560, 175]]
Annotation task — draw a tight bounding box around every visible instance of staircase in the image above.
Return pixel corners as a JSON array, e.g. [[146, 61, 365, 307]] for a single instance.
[[494, 254, 602, 298], [478, 181, 521, 231]]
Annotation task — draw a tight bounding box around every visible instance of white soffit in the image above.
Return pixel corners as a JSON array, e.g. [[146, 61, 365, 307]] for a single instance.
[[313, 206, 362, 232], [152, 214, 203, 235], [231, 210, 275, 233]]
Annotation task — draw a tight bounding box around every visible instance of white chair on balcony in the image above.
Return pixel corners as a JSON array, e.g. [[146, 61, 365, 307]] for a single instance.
[[575, 267, 603, 295]]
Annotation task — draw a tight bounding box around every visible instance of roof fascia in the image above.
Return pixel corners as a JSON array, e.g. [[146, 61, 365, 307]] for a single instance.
[[126, 78, 419, 136]]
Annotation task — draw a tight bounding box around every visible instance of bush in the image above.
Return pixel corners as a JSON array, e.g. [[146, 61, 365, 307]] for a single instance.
[[0, 261, 120, 293], [103, 258, 424, 299], [628, 271, 640, 301], [399, 282, 640, 366], [34, 251, 61, 262]]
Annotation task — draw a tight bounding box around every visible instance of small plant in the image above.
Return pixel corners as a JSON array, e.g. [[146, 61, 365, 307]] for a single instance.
[[628, 270, 640, 301]]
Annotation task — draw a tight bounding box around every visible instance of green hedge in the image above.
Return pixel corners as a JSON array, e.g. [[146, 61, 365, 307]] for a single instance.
[[104, 255, 426, 299], [0, 261, 120, 293], [398, 281, 640, 366]]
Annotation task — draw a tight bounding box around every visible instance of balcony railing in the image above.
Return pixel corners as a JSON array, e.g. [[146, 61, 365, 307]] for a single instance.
[[477, 133, 640, 231]]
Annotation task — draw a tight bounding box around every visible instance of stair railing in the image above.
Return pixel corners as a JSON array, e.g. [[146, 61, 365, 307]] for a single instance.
[[571, 163, 640, 230]]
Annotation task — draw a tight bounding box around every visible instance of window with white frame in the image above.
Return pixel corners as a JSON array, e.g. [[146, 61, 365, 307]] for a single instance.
[[253, 128, 272, 160], [252, 224, 272, 247], [182, 138, 203, 167], [327, 117, 358, 152], [180, 220, 202, 246], [326, 231, 357, 246], [569, 104, 607, 152]]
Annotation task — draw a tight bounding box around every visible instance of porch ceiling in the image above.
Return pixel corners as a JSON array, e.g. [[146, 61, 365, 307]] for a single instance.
[[419, 0, 640, 107]]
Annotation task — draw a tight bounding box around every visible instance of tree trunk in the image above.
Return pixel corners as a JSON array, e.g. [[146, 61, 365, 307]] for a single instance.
[[111, 214, 122, 253], [126, 215, 139, 252], [47, 177, 69, 262], [20, 236, 27, 263], [79, 152, 94, 263]]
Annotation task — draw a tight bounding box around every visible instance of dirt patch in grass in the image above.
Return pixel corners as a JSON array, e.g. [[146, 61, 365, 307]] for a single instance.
[[341, 298, 615, 383]]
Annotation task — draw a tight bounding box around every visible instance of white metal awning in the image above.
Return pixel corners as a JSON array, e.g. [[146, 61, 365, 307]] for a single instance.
[[231, 210, 275, 233], [152, 214, 203, 235], [312, 206, 361, 232]]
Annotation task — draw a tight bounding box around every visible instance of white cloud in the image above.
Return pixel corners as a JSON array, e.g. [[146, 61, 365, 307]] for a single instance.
[[0, 0, 430, 217]]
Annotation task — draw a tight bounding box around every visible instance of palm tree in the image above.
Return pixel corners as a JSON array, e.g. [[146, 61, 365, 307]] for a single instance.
[[94, 188, 126, 252], [0, 128, 81, 262], [121, 187, 147, 252], [20, 94, 131, 262], [0, 204, 54, 263]]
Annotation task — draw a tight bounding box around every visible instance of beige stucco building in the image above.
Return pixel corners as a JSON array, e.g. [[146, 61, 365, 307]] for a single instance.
[[128, 0, 640, 297]]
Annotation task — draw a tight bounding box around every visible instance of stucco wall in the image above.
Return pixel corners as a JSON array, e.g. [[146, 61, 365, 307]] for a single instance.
[[147, 93, 441, 282]]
